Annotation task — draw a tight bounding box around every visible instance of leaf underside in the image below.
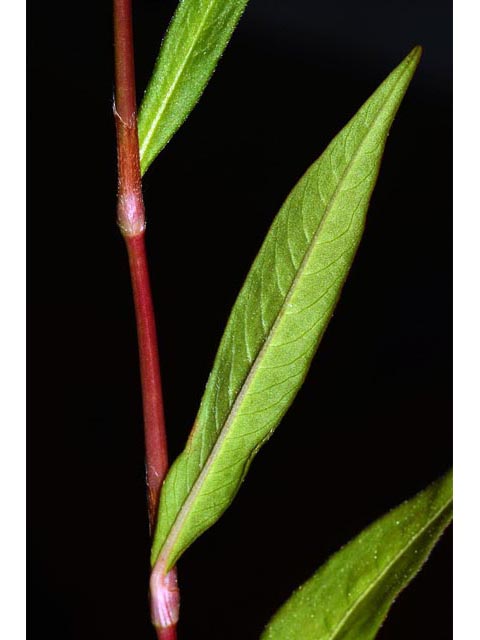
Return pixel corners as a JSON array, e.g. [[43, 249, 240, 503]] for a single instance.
[[138, 0, 249, 174], [261, 470, 453, 640], [151, 47, 422, 572]]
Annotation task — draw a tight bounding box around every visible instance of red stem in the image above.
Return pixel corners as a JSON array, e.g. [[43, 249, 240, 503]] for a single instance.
[[125, 234, 168, 527], [156, 628, 177, 640], [157, 627, 177, 640], [113, 2, 179, 637]]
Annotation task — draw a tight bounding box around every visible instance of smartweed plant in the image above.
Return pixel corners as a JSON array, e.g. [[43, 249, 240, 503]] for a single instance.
[[112, 1, 452, 638]]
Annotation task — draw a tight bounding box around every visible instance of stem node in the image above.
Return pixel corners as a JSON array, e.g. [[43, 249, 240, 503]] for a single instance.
[[150, 565, 180, 631]]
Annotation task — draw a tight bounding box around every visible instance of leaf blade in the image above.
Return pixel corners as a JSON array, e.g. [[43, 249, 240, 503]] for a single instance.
[[152, 47, 422, 571], [260, 470, 453, 640], [138, 0, 249, 174]]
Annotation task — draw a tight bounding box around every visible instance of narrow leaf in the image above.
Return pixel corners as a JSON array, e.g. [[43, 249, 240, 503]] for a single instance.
[[261, 470, 453, 640], [138, 0, 249, 174], [152, 47, 422, 571]]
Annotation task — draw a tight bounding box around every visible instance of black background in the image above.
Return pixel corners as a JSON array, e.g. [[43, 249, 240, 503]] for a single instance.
[[29, 1, 452, 638]]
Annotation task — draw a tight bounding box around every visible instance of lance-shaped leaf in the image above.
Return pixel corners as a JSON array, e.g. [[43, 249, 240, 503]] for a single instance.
[[151, 47, 422, 571], [261, 470, 453, 640], [138, 0, 249, 174]]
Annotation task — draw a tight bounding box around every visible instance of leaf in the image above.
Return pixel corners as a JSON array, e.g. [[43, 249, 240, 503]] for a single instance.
[[260, 470, 453, 640], [151, 47, 422, 571], [138, 0, 249, 174]]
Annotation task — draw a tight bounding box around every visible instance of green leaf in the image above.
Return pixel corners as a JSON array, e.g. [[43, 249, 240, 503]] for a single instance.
[[260, 470, 453, 640], [151, 47, 422, 571], [138, 0, 249, 174]]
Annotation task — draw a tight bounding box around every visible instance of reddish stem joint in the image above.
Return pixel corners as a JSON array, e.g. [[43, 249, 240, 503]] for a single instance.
[[113, 0, 145, 237], [150, 565, 180, 639], [115, 110, 146, 237]]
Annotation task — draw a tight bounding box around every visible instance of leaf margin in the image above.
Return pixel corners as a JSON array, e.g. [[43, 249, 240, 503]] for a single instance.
[[151, 45, 423, 572], [138, 0, 250, 175], [260, 469, 453, 640]]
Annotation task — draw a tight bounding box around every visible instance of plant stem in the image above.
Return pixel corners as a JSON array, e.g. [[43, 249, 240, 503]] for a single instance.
[[125, 234, 168, 527], [113, 1, 179, 637], [156, 628, 177, 640]]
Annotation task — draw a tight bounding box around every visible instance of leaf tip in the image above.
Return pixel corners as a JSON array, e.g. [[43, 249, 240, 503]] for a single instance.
[[408, 44, 423, 67]]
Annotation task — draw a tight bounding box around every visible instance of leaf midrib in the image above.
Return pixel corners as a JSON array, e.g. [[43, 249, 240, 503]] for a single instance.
[[140, 0, 217, 163], [325, 498, 452, 639], [155, 59, 415, 570]]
